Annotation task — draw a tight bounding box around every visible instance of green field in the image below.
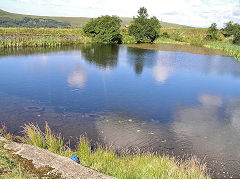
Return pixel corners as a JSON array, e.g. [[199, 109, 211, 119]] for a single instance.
[[0, 9, 191, 28]]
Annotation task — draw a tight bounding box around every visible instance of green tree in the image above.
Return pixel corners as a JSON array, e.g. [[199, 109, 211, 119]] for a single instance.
[[206, 23, 219, 40], [83, 15, 122, 44], [129, 7, 161, 43], [233, 31, 240, 45], [222, 21, 240, 37], [222, 21, 240, 45]]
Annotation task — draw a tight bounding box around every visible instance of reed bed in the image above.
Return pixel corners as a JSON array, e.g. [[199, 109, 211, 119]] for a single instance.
[[154, 37, 188, 45], [0, 27, 83, 36], [0, 36, 92, 48], [0, 27, 92, 48], [204, 43, 240, 60], [19, 122, 211, 179]]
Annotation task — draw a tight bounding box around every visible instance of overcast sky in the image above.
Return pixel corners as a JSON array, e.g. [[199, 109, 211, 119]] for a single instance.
[[1, 0, 240, 27]]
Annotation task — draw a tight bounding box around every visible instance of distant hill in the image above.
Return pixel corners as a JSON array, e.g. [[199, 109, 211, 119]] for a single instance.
[[0, 9, 191, 28]]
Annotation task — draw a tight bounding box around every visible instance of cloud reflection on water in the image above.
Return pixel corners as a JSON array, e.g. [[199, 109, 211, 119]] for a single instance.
[[152, 62, 172, 83], [67, 67, 88, 89], [172, 94, 240, 176]]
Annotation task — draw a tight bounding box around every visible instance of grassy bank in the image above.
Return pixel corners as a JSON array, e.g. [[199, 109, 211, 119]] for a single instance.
[[204, 43, 240, 60], [154, 28, 240, 60], [14, 122, 210, 179], [0, 27, 92, 48]]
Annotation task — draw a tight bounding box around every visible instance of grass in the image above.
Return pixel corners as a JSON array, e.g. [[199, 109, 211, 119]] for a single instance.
[[0, 27, 83, 36], [0, 28, 92, 48], [154, 37, 188, 45], [19, 122, 211, 179], [0, 141, 34, 178], [0, 36, 92, 48], [0, 125, 63, 178], [154, 28, 240, 60], [204, 43, 240, 60]]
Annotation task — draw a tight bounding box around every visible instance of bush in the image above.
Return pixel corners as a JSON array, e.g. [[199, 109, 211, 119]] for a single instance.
[[83, 15, 122, 44], [187, 36, 205, 47], [160, 32, 170, 38], [222, 21, 240, 37], [122, 35, 137, 44], [206, 23, 219, 40], [129, 7, 161, 43], [171, 30, 185, 41], [233, 31, 240, 45]]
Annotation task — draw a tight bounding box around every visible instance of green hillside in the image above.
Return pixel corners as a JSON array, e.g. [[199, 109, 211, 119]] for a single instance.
[[0, 9, 190, 28]]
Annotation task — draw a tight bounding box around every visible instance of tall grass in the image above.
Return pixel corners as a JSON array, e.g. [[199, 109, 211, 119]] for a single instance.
[[20, 123, 210, 179], [0, 28, 83, 36], [0, 28, 92, 48], [154, 37, 188, 45], [204, 43, 240, 60], [21, 123, 64, 154], [0, 36, 92, 48]]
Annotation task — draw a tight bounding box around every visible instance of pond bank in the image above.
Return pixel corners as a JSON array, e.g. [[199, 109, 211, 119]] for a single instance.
[[1, 28, 240, 61], [0, 137, 113, 179], [152, 37, 240, 60]]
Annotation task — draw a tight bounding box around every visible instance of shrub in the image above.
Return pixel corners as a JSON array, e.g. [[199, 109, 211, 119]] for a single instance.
[[188, 36, 205, 47], [233, 31, 240, 45], [129, 7, 161, 43], [83, 15, 122, 44], [222, 21, 240, 37], [206, 23, 219, 40], [160, 32, 170, 38], [171, 30, 185, 42], [121, 35, 137, 44]]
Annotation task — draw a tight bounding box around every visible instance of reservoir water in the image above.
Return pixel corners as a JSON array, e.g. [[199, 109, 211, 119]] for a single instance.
[[0, 45, 240, 178]]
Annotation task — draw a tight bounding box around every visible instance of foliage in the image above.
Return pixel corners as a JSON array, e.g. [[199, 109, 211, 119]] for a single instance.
[[129, 7, 161, 43], [233, 31, 240, 45], [171, 30, 185, 41], [20, 123, 211, 179], [0, 124, 15, 140], [121, 35, 137, 44], [222, 21, 240, 37], [0, 27, 83, 36], [205, 43, 240, 60], [0, 36, 92, 48], [187, 36, 205, 47], [160, 32, 170, 38], [0, 28, 92, 48], [0, 17, 70, 28], [206, 23, 219, 40], [222, 21, 240, 45], [0, 142, 30, 179], [83, 15, 122, 44], [21, 122, 64, 154], [154, 37, 187, 45]]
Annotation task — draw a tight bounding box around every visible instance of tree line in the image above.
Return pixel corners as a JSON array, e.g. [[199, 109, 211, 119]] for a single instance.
[[83, 7, 240, 46], [205, 22, 240, 45], [83, 7, 161, 44]]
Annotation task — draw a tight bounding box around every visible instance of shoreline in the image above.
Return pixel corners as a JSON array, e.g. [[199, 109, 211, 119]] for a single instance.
[[0, 27, 240, 61]]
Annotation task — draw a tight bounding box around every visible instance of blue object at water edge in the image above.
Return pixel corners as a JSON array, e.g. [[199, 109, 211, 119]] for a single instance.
[[70, 155, 78, 163]]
